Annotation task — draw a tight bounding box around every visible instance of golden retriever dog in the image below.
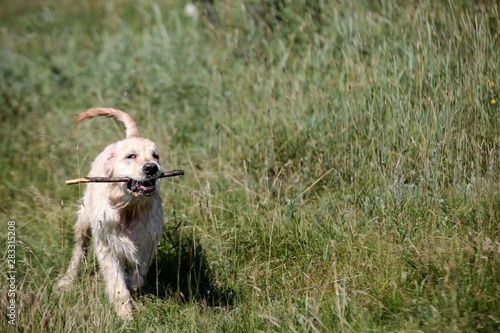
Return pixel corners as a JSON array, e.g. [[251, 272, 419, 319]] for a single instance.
[[57, 108, 163, 320]]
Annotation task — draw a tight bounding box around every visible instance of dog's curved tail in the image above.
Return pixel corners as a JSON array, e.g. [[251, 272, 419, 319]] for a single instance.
[[75, 107, 141, 139]]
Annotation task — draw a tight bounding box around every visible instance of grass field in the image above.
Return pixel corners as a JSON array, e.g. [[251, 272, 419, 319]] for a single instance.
[[1, 0, 499, 331]]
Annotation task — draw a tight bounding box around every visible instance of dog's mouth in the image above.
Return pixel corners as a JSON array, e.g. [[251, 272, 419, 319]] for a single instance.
[[127, 179, 157, 196]]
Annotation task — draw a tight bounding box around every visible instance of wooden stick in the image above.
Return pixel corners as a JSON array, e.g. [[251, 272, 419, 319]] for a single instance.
[[66, 170, 185, 185]]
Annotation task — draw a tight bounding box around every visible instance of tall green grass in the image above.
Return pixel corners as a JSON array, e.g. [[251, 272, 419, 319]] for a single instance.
[[1, 0, 499, 331]]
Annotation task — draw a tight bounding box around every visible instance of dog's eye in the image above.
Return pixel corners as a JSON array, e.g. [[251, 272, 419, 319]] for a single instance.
[[127, 154, 136, 159], [153, 153, 159, 160]]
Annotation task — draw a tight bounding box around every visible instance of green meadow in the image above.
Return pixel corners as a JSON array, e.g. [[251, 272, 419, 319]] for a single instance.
[[0, 0, 499, 331]]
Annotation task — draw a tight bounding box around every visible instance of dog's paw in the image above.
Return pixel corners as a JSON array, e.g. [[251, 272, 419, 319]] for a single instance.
[[116, 302, 134, 320], [55, 276, 74, 291]]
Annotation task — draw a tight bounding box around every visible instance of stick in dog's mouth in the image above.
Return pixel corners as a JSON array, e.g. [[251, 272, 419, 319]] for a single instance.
[[65, 170, 185, 185]]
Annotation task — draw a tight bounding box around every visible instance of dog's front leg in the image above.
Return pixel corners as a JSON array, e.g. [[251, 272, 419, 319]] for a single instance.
[[96, 251, 133, 320], [126, 231, 161, 291], [126, 259, 152, 292]]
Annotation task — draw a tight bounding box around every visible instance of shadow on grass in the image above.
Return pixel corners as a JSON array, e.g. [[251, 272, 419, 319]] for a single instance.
[[143, 221, 237, 309]]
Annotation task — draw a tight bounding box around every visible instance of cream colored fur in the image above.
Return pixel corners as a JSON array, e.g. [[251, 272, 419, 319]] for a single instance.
[[57, 108, 164, 320]]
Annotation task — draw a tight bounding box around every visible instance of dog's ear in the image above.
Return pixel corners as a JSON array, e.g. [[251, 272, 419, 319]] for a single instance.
[[104, 145, 117, 176]]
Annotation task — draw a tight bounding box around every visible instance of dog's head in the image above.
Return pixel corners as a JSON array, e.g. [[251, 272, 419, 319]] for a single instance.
[[106, 138, 163, 197]]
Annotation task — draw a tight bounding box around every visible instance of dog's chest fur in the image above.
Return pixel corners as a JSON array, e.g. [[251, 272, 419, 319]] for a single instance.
[[87, 188, 163, 266]]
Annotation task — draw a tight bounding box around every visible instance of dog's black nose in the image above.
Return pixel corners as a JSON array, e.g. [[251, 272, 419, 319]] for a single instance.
[[143, 163, 159, 176]]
